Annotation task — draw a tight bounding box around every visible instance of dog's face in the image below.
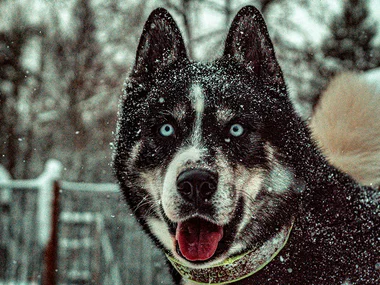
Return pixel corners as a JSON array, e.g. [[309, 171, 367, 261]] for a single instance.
[[114, 7, 299, 267]]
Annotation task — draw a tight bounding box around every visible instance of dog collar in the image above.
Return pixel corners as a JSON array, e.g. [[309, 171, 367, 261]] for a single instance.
[[166, 220, 294, 285]]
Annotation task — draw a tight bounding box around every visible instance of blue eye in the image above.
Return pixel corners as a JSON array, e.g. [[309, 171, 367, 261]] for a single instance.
[[230, 124, 244, 137], [159, 123, 175, 137]]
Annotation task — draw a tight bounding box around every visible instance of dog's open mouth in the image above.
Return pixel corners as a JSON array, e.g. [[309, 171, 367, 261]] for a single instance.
[[175, 217, 224, 261]]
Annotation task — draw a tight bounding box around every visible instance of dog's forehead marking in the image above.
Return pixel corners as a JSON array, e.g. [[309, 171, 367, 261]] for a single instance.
[[189, 83, 205, 146], [189, 83, 205, 114]]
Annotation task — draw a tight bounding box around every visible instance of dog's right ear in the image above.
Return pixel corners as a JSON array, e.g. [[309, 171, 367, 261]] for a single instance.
[[224, 6, 285, 88], [131, 8, 188, 81]]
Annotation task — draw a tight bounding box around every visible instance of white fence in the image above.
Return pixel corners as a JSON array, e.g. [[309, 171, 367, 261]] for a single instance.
[[0, 161, 172, 285]]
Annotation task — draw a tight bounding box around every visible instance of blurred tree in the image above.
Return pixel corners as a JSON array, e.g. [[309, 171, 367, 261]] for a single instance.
[[321, 0, 380, 75], [51, 0, 105, 180], [1, 0, 379, 180], [0, 6, 43, 178], [270, 0, 380, 115]]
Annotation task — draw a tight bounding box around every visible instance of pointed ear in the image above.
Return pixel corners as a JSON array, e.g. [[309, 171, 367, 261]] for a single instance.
[[224, 6, 284, 87], [131, 8, 188, 81]]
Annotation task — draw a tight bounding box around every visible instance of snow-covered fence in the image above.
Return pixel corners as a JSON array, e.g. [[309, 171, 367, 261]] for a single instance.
[[0, 164, 11, 205], [0, 159, 62, 283], [0, 159, 63, 248], [58, 181, 172, 285], [0, 161, 172, 285]]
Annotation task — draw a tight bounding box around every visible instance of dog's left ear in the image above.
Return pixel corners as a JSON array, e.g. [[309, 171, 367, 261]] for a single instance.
[[131, 8, 188, 81], [224, 6, 284, 87]]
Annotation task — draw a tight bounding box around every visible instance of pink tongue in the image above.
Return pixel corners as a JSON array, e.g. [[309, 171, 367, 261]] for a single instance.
[[176, 218, 223, 261]]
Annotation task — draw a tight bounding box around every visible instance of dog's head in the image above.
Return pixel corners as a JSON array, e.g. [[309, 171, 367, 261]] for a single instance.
[[114, 6, 299, 267]]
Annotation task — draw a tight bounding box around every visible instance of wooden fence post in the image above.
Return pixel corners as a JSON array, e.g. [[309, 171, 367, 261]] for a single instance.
[[37, 159, 63, 247], [42, 180, 60, 285], [0, 164, 12, 279], [38, 160, 62, 285]]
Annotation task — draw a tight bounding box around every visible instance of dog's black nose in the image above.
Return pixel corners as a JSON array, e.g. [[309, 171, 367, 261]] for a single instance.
[[177, 169, 218, 205]]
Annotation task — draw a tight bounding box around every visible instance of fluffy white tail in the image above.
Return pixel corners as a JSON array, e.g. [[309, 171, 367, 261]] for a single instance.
[[310, 71, 380, 187]]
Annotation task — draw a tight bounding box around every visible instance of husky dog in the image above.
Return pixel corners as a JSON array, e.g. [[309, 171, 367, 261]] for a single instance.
[[114, 6, 379, 284]]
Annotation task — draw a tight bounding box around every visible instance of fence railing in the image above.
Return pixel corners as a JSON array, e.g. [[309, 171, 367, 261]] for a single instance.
[[0, 161, 172, 285]]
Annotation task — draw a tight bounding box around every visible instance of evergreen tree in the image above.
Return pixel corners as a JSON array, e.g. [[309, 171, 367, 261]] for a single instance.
[[322, 0, 380, 73]]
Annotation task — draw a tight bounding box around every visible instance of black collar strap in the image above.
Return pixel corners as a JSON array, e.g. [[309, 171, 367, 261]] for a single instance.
[[166, 220, 294, 285]]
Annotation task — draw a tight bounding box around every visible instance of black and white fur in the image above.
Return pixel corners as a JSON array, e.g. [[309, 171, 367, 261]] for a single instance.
[[114, 6, 379, 284]]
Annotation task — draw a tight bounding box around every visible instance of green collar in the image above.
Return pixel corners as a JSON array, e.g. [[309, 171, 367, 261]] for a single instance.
[[166, 220, 294, 285]]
